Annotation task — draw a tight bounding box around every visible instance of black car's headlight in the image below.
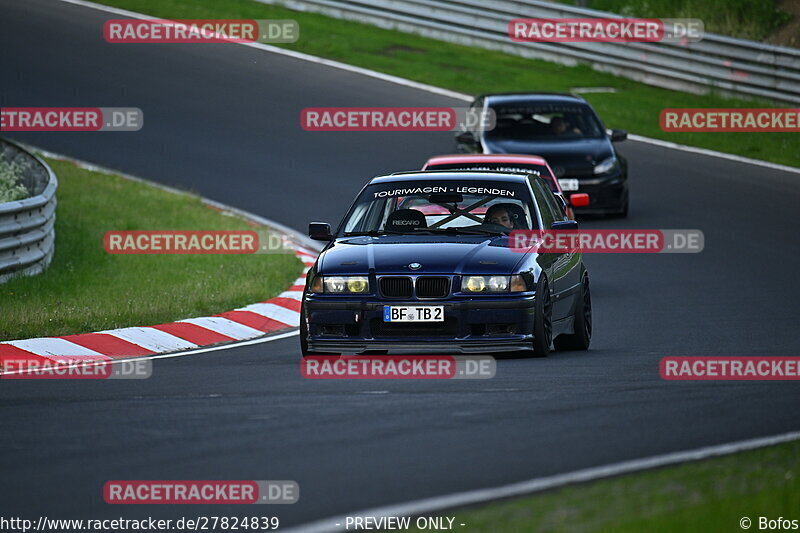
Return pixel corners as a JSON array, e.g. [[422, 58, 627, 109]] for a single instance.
[[593, 156, 619, 175], [310, 275, 369, 294], [462, 275, 528, 293]]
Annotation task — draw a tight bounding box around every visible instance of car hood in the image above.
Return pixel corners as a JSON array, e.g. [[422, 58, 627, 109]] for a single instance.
[[482, 137, 613, 173], [318, 236, 527, 275]]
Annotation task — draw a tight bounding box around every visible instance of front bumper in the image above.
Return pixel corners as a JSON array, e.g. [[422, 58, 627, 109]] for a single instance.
[[304, 295, 536, 354]]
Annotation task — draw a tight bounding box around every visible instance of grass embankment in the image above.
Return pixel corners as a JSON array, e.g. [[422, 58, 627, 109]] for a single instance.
[[94, 0, 800, 168], [578, 0, 792, 42], [0, 158, 301, 341], [392, 439, 800, 532]]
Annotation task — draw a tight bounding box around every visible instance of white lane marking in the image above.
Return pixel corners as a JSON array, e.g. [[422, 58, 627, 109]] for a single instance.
[[278, 290, 304, 301], [178, 317, 265, 341], [55, 0, 800, 175], [627, 134, 800, 175], [238, 302, 301, 326], [101, 327, 198, 352], [283, 430, 800, 533], [0, 330, 300, 376], [2, 338, 108, 358]]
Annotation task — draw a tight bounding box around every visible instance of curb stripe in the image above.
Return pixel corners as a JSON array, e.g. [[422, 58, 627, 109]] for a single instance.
[[238, 303, 300, 327], [0, 345, 52, 365], [150, 322, 236, 346], [278, 291, 304, 301], [101, 327, 198, 352], [177, 317, 265, 341], [60, 333, 157, 358], [4, 338, 107, 358], [269, 297, 302, 312], [214, 310, 289, 333]]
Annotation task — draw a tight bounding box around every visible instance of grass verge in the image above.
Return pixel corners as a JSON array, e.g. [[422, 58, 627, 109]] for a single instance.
[[0, 158, 302, 341], [572, 0, 792, 42], [391, 439, 800, 532], [93, 0, 799, 168]]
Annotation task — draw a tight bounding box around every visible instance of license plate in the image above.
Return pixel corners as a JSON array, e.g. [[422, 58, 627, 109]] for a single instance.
[[383, 306, 444, 322], [558, 178, 580, 191]]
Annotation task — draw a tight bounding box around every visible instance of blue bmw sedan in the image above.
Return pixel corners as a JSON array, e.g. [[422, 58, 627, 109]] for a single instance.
[[301, 171, 592, 358]]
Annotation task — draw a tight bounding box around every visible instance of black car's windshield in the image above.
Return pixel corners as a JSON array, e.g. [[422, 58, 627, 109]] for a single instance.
[[485, 102, 605, 141], [340, 179, 537, 236]]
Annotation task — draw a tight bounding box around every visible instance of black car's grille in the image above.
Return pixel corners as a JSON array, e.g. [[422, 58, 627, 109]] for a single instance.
[[380, 277, 413, 298], [415, 276, 450, 298]]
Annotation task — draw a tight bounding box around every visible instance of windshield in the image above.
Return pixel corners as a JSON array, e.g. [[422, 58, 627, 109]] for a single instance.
[[485, 102, 605, 141], [339, 180, 537, 236], [425, 162, 559, 193]]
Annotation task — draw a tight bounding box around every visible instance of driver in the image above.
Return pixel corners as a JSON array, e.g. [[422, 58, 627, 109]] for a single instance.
[[485, 205, 515, 229], [550, 116, 582, 136]]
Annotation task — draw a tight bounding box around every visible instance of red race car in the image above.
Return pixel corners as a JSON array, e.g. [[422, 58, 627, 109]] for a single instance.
[[422, 154, 589, 219]]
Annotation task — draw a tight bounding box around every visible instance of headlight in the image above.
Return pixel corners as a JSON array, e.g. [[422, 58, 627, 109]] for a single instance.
[[313, 275, 370, 294], [593, 156, 618, 175], [462, 275, 528, 293]]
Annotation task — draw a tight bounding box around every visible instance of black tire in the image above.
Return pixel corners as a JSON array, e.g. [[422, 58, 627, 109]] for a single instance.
[[530, 276, 553, 357], [554, 275, 592, 351], [300, 306, 338, 357]]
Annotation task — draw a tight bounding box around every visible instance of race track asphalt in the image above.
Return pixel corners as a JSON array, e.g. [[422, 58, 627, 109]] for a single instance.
[[1, 0, 800, 528]]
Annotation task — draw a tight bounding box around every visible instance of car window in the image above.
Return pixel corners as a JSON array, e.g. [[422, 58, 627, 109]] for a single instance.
[[339, 180, 538, 235], [531, 178, 560, 228], [485, 102, 605, 141], [541, 182, 567, 221]]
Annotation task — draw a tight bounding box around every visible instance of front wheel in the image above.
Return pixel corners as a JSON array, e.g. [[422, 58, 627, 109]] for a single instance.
[[530, 276, 552, 357], [554, 275, 592, 351]]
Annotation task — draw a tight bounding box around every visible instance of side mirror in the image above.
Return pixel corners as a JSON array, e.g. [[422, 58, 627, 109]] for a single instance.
[[569, 193, 590, 208], [308, 222, 332, 241], [551, 220, 578, 230], [610, 129, 627, 142]]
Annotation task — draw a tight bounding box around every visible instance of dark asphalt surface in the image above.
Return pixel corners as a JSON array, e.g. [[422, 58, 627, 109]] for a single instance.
[[1, 0, 800, 529]]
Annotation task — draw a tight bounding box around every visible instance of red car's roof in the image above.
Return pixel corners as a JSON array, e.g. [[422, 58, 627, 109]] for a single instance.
[[424, 154, 549, 167]]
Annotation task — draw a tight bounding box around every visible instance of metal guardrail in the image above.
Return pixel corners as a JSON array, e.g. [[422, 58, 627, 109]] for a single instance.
[[0, 138, 57, 283], [264, 0, 800, 104]]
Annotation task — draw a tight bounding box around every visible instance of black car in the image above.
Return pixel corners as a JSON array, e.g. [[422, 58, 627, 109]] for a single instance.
[[301, 171, 592, 358], [456, 93, 629, 217]]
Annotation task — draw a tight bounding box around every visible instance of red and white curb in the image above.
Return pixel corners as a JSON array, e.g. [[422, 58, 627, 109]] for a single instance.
[[0, 244, 318, 370]]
